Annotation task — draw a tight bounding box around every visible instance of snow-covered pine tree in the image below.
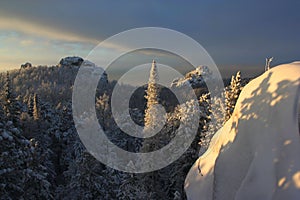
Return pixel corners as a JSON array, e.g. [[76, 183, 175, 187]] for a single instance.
[[142, 60, 167, 152], [162, 99, 201, 199], [0, 103, 4, 122], [0, 118, 52, 199], [118, 174, 155, 199], [144, 60, 161, 131], [137, 61, 168, 198], [198, 93, 226, 156], [96, 92, 111, 129], [0, 121, 28, 199], [33, 93, 40, 121], [3, 71, 20, 125], [3, 72, 11, 116], [23, 138, 53, 200], [27, 93, 34, 117], [225, 71, 242, 121], [198, 93, 211, 133]]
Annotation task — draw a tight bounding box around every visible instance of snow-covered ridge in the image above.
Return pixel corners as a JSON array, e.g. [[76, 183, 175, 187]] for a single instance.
[[185, 62, 300, 200]]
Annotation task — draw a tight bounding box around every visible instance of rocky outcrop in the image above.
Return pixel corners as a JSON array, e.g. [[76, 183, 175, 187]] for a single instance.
[[58, 56, 83, 67], [171, 66, 213, 88]]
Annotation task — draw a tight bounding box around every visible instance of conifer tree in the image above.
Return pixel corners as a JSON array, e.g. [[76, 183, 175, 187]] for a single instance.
[[141, 60, 168, 154], [3, 71, 19, 124], [198, 93, 227, 156], [27, 93, 34, 117], [96, 92, 110, 129], [0, 103, 4, 122], [139, 61, 168, 198], [3, 71, 12, 118], [33, 93, 40, 121], [225, 71, 242, 121], [143, 60, 166, 141], [0, 118, 52, 199], [144, 60, 160, 130]]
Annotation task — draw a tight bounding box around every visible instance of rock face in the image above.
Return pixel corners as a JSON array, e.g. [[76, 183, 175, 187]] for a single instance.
[[21, 62, 32, 69], [58, 56, 84, 67], [185, 62, 300, 200], [171, 66, 212, 88], [59, 57, 108, 84]]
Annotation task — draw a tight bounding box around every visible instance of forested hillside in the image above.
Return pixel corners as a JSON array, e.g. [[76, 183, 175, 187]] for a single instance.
[[0, 57, 248, 199]]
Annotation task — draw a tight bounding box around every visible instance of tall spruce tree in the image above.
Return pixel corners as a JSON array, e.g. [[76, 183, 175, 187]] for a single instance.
[[142, 60, 168, 152], [138, 61, 168, 198], [144, 60, 160, 130]]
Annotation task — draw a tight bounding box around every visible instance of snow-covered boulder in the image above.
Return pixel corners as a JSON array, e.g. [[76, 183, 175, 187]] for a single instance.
[[185, 62, 300, 200]]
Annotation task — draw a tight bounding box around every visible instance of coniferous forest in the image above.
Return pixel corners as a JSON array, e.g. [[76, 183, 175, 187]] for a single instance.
[[0, 57, 248, 199]]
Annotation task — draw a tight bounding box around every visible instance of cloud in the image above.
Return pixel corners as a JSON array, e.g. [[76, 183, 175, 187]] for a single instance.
[[20, 39, 34, 46], [0, 0, 299, 75], [0, 16, 141, 70], [0, 17, 99, 44]]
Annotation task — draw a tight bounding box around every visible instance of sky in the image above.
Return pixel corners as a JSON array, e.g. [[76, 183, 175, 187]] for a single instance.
[[0, 0, 300, 77]]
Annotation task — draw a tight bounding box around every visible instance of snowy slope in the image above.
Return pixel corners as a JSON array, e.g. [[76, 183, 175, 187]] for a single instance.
[[185, 62, 300, 200]]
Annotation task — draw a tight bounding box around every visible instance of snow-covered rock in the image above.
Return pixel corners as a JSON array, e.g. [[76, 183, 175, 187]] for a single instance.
[[59, 56, 84, 67], [78, 60, 108, 86], [81, 60, 95, 68], [21, 62, 32, 69], [171, 66, 213, 88], [185, 62, 300, 200]]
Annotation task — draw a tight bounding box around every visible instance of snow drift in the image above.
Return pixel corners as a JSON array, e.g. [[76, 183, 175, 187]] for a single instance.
[[185, 62, 300, 200]]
